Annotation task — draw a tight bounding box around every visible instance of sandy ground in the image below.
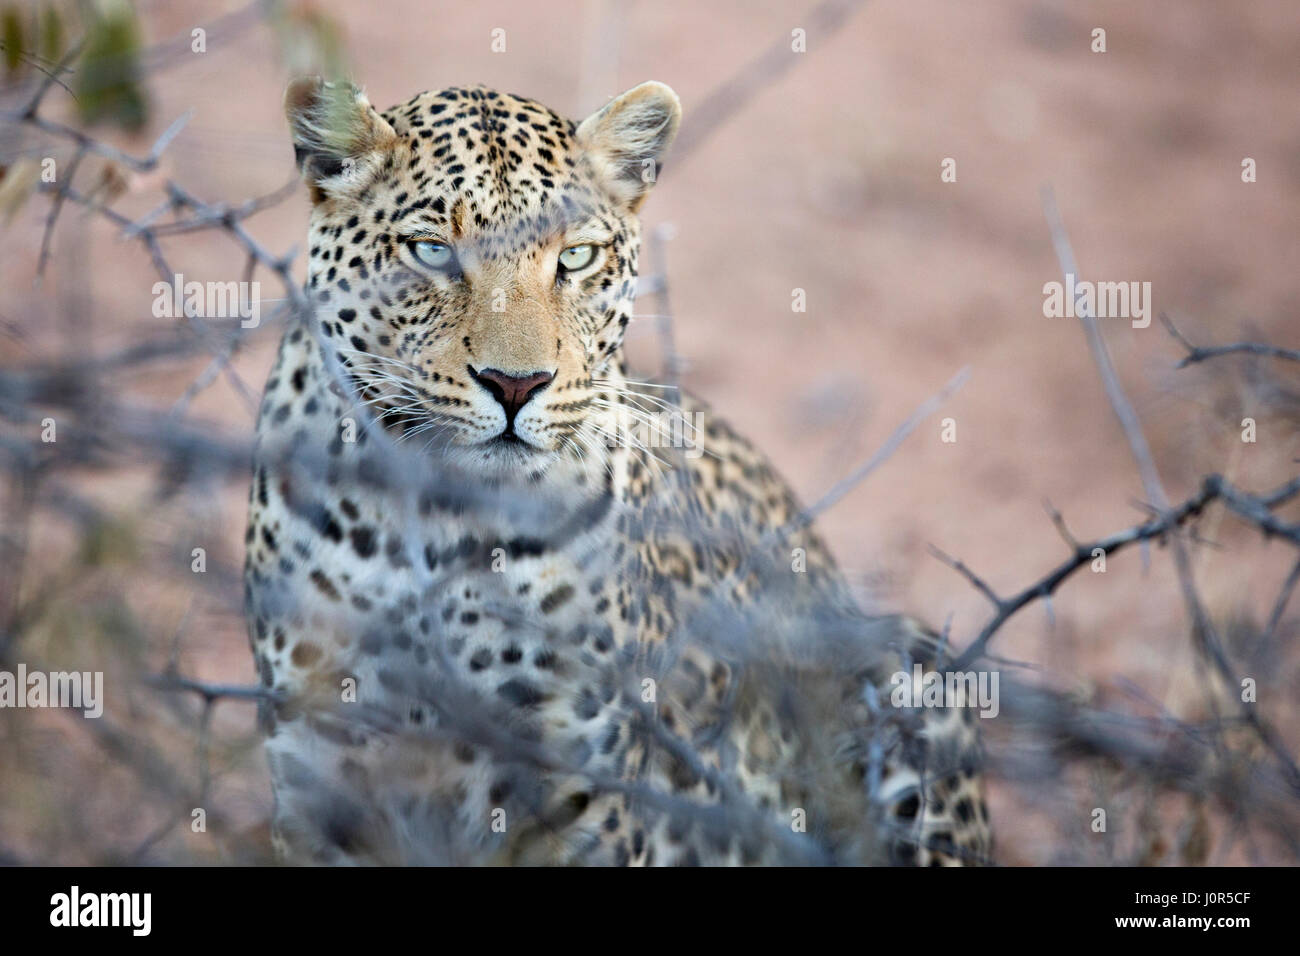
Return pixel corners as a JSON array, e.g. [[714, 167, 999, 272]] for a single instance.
[[2, 0, 1298, 863]]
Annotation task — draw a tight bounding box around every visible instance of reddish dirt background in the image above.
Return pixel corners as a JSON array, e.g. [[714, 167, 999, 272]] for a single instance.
[[2, 0, 1298, 864]]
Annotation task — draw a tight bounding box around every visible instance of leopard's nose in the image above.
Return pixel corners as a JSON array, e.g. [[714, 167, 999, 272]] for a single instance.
[[469, 366, 554, 423]]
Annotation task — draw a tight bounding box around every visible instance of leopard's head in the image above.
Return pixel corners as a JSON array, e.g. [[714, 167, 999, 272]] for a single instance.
[[285, 78, 680, 480]]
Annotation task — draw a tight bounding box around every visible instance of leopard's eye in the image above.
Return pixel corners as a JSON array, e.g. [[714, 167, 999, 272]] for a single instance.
[[558, 243, 596, 273], [409, 239, 457, 272]]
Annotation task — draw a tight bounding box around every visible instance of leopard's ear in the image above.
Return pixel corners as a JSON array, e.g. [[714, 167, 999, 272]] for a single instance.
[[577, 81, 681, 212], [284, 77, 397, 204]]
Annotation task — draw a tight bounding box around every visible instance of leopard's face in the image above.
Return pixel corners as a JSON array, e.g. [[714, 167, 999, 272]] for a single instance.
[[287, 81, 680, 480]]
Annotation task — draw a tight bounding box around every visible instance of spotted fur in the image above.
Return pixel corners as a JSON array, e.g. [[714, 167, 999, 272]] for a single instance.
[[244, 78, 992, 865]]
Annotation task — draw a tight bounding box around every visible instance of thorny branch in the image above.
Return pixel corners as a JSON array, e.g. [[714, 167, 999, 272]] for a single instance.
[[926, 192, 1300, 828], [945, 473, 1300, 673], [1160, 312, 1300, 369]]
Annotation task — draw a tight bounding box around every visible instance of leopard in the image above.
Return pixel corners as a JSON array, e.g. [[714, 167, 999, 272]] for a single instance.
[[243, 76, 992, 866]]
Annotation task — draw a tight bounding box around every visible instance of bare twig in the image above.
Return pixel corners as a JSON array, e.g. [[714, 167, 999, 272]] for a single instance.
[[1161, 312, 1300, 368]]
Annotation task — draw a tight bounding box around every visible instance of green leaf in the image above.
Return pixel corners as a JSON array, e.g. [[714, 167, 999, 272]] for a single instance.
[[38, 3, 64, 65], [2, 6, 24, 75], [74, 0, 147, 131], [0, 158, 40, 225]]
